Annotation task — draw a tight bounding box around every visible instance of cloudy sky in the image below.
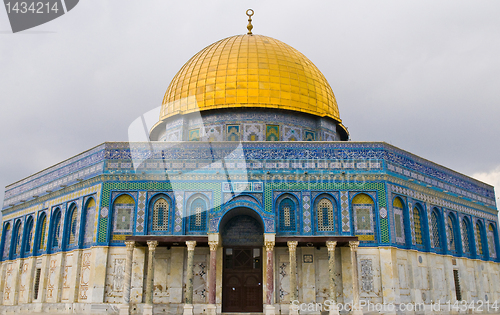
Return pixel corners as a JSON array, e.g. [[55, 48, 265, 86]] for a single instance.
[[1, 1, 500, 209]]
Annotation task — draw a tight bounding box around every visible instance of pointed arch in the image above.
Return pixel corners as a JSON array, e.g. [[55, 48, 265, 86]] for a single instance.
[[431, 209, 443, 252], [82, 198, 96, 246], [488, 223, 497, 259], [23, 215, 34, 255], [148, 194, 173, 234], [36, 212, 48, 253], [393, 196, 406, 245], [50, 208, 62, 251], [412, 204, 425, 247], [2, 222, 11, 260], [352, 193, 375, 241], [186, 194, 209, 233], [461, 217, 472, 257], [315, 195, 336, 232], [66, 204, 79, 248], [446, 213, 458, 254], [475, 220, 485, 259], [276, 194, 298, 233], [111, 194, 136, 242]]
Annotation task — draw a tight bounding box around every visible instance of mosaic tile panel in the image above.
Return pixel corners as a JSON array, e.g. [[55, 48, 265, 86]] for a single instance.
[[302, 192, 311, 234], [340, 191, 350, 232], [98, 181, 222, 243], [136, 192, 146, 234], [360, 259, 374, 292]]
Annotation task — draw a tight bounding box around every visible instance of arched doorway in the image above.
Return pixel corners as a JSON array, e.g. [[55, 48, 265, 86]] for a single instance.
[[220, 208, 264, 313]]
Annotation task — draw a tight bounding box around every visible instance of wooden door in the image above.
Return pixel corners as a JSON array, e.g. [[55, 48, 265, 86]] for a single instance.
[[222, 247, 263, 312]]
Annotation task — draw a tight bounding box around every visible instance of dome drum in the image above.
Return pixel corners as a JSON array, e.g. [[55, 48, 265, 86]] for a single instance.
[[150, 108, 347, 142]]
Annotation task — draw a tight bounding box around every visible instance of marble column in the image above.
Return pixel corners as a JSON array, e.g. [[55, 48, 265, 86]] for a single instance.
[[265, 234, 276, 315], [326, 241, 339, 315], [144, 240, 158, 315], [349, 241, 363, 315], [119, 241, 135, 315], [183, 241, 196, 315], [288, 241, 298, 315], [207, 239, 218, 315]]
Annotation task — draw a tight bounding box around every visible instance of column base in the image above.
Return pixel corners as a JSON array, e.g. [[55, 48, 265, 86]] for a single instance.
[[329, 304, 340, 315], [183, 304, 194, 315], [265, 304, 276, 315], [143, 304, 153, 315], [206, 304, 217, 315], [351, 309, 363, 315], [289, 306, 299, 315], [119, 304, 130, 315]]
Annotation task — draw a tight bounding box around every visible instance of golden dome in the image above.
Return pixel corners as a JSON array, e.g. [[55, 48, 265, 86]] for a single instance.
[[159, 34, 345, 127]]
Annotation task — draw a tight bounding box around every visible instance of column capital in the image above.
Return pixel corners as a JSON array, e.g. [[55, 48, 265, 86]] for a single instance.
[[265, 240, 275, 251], [349, 241, 360, 251], [287, 241, 298, 252], [186, 241, 197, 251], [326, 241, 337, 251], [147, 240, 158, 251], [208, 240, 218, 252], [125, 240, 135, 250]]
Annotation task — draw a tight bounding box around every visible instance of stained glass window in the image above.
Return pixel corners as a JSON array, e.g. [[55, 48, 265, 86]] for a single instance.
[[317, 198, 335, 231], [68, 207, 78, 246], [431, 212, 441, 250], [413, 207, 423, 245], [51, 210, 62, 249], [24, 217, 34, 254], [462, 219, 470, 255], [83, 198, 95, 245], [2, 223, 11, 259], [189, 198, 207, 232], [393, 198, 405, 244], [488, 224, 497, 259], [279, 198, 296, 232], [13, 221, 22, 256], [152, 198, 169, 231], [447, 215, 456, 252], [476, 223, 483, 256], [39, 214, 47, 251]]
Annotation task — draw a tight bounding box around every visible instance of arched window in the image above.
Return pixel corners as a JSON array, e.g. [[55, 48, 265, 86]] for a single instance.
[[24, 216, 34, 255], [152, 198, 170, 231], [352, 193, 375, 240], [112, 195, 135, 237], [431, 211, 442, 251], [189, 197, 207, 232], [278, 197, 296, 232], [393, 197, 406, 245], [82, 198, 96, 246], [51, 209, 62, 250], [476, 222, 484, 258], [461, 218, 471, 256], [12, 220, 23, 258], [447, 214, 457, 254], [67, 205, 78, 247], [413, 206, 423, 246], [2, 223, 11, 260], [316, 197, 335, 232], [488, 224, 497, 259], [38, 213, 47, 252]]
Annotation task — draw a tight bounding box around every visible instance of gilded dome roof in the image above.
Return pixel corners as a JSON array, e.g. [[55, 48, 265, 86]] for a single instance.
[[159, 34, 345, 127]]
